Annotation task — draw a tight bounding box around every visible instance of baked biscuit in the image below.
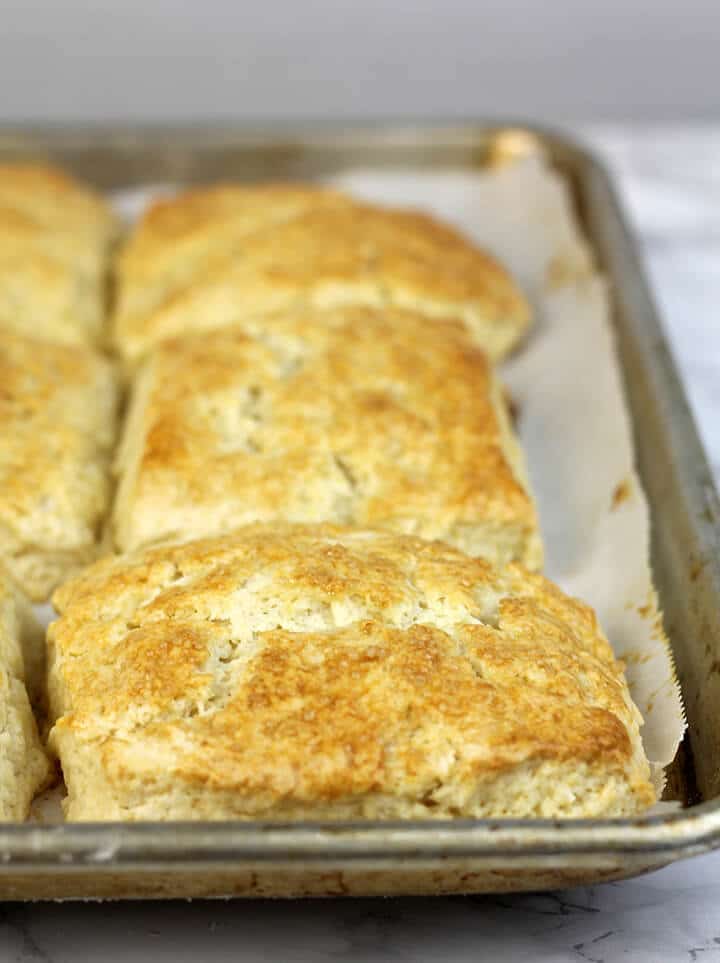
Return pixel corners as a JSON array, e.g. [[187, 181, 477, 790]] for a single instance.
[[0, 163, 118, 345], [48, 525, 654, 821], [0, 572, 50, 820], [112, 306, 541, 568], [113, 185, 529, 361], [0, 331, 118, 600]]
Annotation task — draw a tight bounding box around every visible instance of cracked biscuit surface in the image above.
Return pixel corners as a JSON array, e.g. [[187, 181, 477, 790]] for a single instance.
[[48, 524, 654, 821], [112, 305, 541, 568], [0, 163, 118, 345], [0, 331, 118, 600], [113, 183, 529, 361]]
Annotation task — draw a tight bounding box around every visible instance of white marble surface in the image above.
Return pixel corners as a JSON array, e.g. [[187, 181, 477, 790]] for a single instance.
[[2, 125, 719, 962]]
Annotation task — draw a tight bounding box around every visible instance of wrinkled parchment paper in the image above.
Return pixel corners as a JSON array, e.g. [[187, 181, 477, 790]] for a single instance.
[[33, 152, 684, 821], [326, 154, 685, 783]]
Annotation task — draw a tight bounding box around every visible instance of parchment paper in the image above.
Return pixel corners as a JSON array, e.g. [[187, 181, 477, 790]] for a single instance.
[[34, 153, 683, 820], [326, 154, 685, 781]]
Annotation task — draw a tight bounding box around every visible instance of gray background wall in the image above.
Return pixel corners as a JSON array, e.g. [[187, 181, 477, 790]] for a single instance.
[[0, 0, 718, 122]]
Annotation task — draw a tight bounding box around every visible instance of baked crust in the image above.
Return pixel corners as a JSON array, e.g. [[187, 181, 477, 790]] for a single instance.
[[48, 524, 654, 821], [0, 163, 118, 345], [0, 572, 50, 820], [113, 184, 529, 361], [0, 331, 118, 600], [112, 306, 541, 568]]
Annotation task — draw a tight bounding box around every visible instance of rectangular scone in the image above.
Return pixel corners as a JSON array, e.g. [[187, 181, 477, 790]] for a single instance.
[[0, 163, 118, 345], [113, 183, 530, 362], [112, 305, 542, 569], [47, 524, 655, 821], [0, 570, 50, 820], [0, 331, 118, 601]]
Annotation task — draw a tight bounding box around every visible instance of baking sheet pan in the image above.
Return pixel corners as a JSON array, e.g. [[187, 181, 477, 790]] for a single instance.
[[0, 123, 718, 898]]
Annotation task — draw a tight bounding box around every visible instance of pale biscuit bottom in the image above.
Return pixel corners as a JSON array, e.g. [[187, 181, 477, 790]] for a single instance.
[[2, 546, 105, 606], [0, 576, 51, 821]]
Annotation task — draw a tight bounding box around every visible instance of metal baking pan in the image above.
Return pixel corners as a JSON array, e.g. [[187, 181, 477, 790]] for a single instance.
[[0, 123, 718, 899]]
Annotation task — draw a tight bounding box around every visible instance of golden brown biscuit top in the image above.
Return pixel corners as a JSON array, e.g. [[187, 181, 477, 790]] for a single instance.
[[0, 163, 115, 228], [0, 163, 119, 346], [0, 332, 117, 550], [122, 182, 347, 253], [116, 183, 350, 314], [112, 306, 538, 558], [50, 525, 652, 809], [0, 163, 118, 264], [114, 184, 529, 360]]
